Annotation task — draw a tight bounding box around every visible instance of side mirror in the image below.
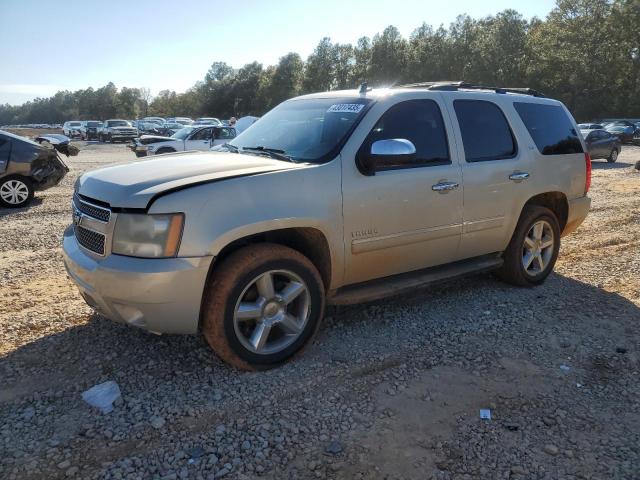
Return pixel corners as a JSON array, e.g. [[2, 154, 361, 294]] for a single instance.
[[357, 139, 417, 176]]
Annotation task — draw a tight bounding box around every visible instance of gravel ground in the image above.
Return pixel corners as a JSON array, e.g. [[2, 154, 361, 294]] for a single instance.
[[1, 142, 639, 480]]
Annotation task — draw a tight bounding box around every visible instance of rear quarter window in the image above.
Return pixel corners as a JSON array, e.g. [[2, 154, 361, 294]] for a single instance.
[[513, 102, 583, 155]]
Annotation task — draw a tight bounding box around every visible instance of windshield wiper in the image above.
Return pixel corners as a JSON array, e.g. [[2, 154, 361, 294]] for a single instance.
[[241, 146, 295, 162]]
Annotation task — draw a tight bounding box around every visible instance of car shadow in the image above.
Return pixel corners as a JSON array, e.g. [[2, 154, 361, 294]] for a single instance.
[[591, 160, 633, 169], [0, 197, 43, 217], [1, 272, 638, 408]]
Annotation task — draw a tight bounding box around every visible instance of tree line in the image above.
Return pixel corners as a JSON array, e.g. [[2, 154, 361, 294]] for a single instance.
[[1, 0, 638, 125]]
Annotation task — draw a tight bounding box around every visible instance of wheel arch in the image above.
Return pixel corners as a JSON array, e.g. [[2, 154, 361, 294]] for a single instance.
[[521, 191, 569, 233], [209, 227, 333, 292]]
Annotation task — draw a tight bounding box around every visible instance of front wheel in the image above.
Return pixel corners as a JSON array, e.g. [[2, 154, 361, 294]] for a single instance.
[[202, 244, 325, 370], [0, 176, 34, 208], [495, 205, 560, 287], [608, 148, 618, 163]]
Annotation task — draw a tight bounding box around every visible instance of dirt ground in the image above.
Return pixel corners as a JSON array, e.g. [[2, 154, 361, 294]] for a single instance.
[[0, 142, 639, 479]]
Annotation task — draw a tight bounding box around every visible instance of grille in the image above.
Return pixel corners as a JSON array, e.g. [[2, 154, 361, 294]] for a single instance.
[[74, 194, 110, 222], [75, 226, 105, 255]]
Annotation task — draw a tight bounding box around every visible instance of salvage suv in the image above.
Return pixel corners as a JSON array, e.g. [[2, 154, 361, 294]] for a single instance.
[[63, 82, 591, 370], [98, 119, 138, 143]]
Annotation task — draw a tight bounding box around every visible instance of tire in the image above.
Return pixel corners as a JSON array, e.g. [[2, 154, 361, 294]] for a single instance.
[[107, 134, 112, 143], [201, 243, 325, 371], [0, 176, 34, 208], [155, 147, 175, 154], [607, 148, 618, 163], [495, 205, 561, 287]]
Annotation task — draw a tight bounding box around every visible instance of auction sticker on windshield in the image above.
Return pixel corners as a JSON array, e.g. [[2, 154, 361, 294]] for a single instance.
[[327, 104, 365, 113]]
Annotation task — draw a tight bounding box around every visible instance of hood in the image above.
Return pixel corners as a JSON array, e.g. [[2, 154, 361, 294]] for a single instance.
[[138, 135, 175, 145], [77, 151, 304, 209]]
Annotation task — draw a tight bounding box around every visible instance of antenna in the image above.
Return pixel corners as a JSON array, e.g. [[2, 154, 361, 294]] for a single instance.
[[359, 82, 368, 95]]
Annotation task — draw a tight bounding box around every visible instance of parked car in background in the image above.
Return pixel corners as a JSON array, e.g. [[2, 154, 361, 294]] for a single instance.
[[98, 119, 138, 143], [135, 121, 165, 136], [129, 125, 236, 157], [581, 128, 621, 162], [0, 130, 70, 207], [63, 121, 83, 138], [80, 121, 102, 140], [165, 117, 193, 125], [64, 82, 591, 370], [604, 120, 637, 144], [157, 122, 185, 137], [193, 117, 222, 126], [143, 117, 165, 125]]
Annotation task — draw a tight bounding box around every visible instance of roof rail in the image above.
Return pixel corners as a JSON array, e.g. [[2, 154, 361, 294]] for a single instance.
[[398, 81, 546, 98]]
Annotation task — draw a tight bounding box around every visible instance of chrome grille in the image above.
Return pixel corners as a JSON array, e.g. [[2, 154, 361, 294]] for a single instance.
[[75, 226, 105, 255], [74, 194, 110, 222]]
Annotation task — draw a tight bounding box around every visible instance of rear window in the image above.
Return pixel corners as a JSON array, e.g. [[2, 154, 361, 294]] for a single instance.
[[453, 100, 516, 162], [513, 102, 583, 155]]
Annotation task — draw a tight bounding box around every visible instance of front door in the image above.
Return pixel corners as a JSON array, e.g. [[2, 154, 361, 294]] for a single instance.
[[341, 98, 463, 285], [185, 127, 214, 151]]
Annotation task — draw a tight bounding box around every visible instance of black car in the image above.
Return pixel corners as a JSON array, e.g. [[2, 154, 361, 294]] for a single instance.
[[0, 130, 71, 208], [581, 129, 622, 163], [83, 121, 102, 140]]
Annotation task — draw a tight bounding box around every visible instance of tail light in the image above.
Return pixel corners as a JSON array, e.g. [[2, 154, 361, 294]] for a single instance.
[[584, 152, 592, 194]]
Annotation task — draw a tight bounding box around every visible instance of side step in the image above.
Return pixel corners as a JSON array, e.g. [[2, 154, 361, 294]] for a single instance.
[[327, 254, 503, 306]]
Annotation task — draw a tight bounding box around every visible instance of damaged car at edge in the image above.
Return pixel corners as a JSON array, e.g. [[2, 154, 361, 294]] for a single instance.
[[0, 130, 71, 208]]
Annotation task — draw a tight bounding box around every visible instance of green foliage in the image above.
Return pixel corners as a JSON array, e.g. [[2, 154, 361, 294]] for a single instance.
[[2, 0, 638, 125]]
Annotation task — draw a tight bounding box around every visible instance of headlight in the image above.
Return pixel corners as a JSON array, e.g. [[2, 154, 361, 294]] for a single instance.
[[112, 213, 184, 258]]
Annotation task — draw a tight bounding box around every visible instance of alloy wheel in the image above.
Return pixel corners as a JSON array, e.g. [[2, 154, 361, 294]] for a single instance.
[[0, 179, 29, 205], [233, 269, 311, 355], [522, 220, 554, 275]]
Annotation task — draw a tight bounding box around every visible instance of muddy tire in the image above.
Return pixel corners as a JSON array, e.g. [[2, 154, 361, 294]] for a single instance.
[[495, 205, 560, 287], [201, 243, 325, 371], [0, 176, 34, 208]]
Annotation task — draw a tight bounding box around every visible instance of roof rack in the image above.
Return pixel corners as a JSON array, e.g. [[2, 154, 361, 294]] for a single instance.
[[398, 81, 546, 98]]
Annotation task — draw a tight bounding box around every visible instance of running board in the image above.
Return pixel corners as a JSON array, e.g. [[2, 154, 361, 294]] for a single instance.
[[327, 254, 503, 305]]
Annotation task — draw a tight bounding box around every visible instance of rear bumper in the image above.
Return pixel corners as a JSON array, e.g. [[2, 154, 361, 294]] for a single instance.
[[62, 226, 213, 334], [562, 195, 591, 237]]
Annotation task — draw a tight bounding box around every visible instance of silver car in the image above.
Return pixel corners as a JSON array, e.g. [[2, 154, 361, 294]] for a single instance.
[[63, 82, 591, 370]]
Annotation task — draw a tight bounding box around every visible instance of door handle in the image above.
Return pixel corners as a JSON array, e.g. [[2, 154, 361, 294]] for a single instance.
[[509, 172, 530, 182], [431, 181, 459, 193]]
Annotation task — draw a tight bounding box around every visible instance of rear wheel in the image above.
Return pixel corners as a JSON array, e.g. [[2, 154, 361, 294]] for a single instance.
[[607, 148, 618, 163], [202, 244, 325, 370], [0, 176, 34, 208], [495, 205, 560, 287]]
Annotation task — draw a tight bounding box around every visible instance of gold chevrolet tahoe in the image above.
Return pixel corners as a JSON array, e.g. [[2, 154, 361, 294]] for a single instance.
[[62, 82, 591, 370]]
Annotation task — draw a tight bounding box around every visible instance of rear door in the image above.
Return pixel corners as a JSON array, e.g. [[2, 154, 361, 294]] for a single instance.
[[212, 127, 236, 146], [444, 96, 531, 259]]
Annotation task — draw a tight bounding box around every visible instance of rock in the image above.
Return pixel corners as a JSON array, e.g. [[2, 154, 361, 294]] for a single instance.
[[150, 416, 166, 429], [543, 444, 559, 456], [57, 460, 71, 470], [22, 406, 36, 420], [188, 446, 206, 458], [241, 440, 251, 451], [215, 466, 230, 478], [65, 466, 79, 477], [324, 440, 344, 455], [511, 466, 527, 475], [542, 416, 556, 426]]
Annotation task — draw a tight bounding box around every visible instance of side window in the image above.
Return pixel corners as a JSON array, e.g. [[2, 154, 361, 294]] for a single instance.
[[190, 128, 212, 140], [453, 100, 517, 162], [0, 138, 11, 172], [215, 127, 235, 140], [359, 99, 450, 170], [513, 102, 583, 155]]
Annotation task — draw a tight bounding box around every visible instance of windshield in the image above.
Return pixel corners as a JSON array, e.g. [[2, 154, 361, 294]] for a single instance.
[[229, 97, 372, 163], [69, 122, 82, 127], [87, 121, 101, 127], [108, 120, 130, 127], [171, 127, 194, 139], [175, 119, 193, 125]]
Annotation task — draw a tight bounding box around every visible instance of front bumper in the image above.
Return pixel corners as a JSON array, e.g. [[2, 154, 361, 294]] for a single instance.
[[562, 195, 591, 237], [62, 226, 213, 334]]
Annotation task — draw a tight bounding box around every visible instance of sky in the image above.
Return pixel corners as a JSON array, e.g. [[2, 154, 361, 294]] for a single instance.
[[0, 0, 557, 105]]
